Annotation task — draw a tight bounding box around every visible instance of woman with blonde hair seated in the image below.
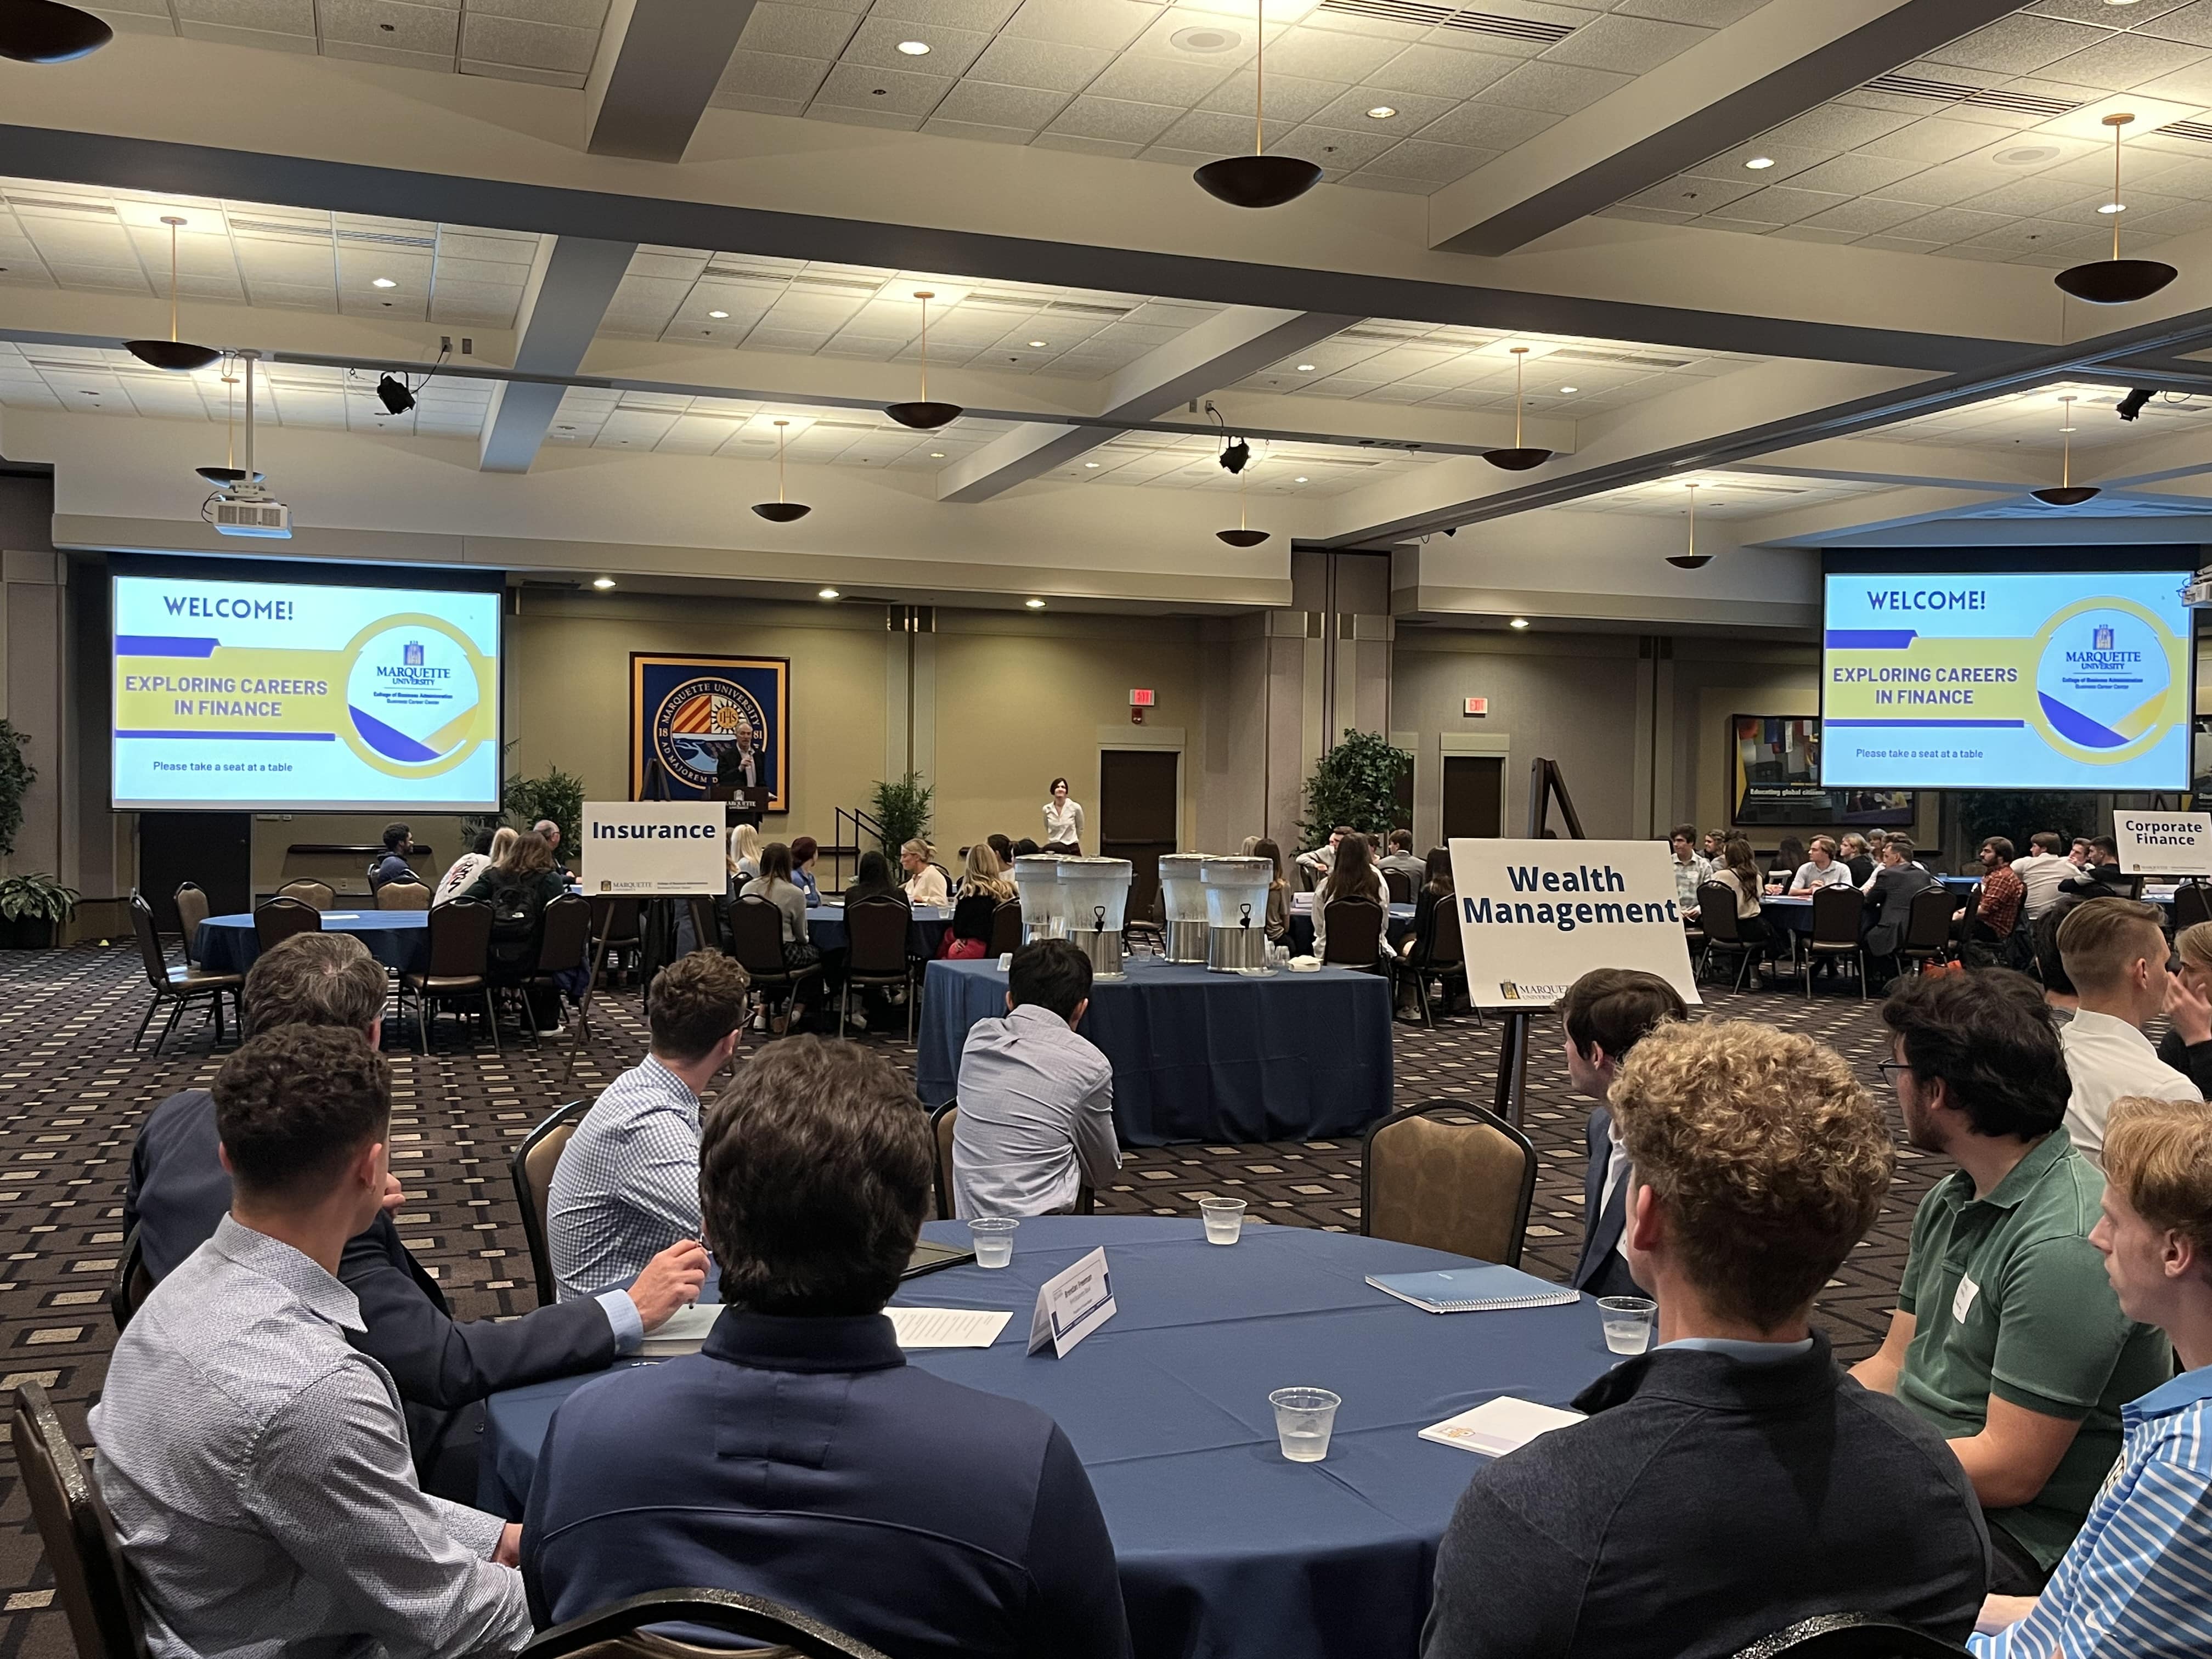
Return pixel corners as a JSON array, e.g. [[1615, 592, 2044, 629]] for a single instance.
[[945, 843, 1013, 958], [900, 838, 950, 907], [729, 822, 762, 890]]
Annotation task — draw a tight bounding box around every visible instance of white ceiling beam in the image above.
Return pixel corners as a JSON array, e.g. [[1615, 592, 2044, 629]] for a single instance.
[[1731, 437, 2050, 494], [1428, 0, 2024, 257], [478, 235, 637, 474], [582, 0, 758, 163], [936, 309, 1359, 503]]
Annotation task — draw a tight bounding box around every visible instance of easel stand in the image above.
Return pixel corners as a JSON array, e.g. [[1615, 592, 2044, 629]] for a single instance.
[[1491, 1008, 1532, 1128], [562, 893, 716, 1085], [1483, 754, 1584, 1127]]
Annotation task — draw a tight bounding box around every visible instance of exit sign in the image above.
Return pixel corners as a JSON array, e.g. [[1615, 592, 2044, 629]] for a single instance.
[[1464, 697, 1489, 717], [1130, 688, 1156, 707]]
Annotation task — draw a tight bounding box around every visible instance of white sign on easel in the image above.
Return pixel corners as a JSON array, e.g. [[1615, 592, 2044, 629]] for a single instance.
[[2113, 811, 2212, 878], [580, 800, 726, 895], [1449, 839, 1703, 1009]]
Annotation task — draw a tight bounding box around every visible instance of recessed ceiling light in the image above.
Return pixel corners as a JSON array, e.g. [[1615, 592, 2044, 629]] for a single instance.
[[1559, 385, 1578, 393], [818, 588, 839, 600], [1996, 144, 2061, 167], [371, 276, 397, 288], [1025, 598, 1045, 609], [1085, 460, 1100, 467], [1366, 106, 1396, 120], [1296, 363, 1317, 371], [2098, 201, 2127, 213], [1028, 340, 1047, 348], [1508, 617, 1530, 629], [896, 38, 929, 54], [929, 450, 945, 458], [1294, 475, 1308, 482], [708, 309, 729, 318], [1171, 25, 1239, 52], [1743, 156, 1775, 170], [592, 577, 616, 590]]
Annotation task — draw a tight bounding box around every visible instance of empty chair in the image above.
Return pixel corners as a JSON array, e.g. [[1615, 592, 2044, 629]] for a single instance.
[[274, 878, 334, 910], [930, 1100, 958, 1221], [1733, 1612, 1973, 1659], [521, 1588, 889, 1659], [171, 882, 210, 968], [1320, 897, 1386, 971], [12, 1379, 150, 1659], [724, 895, 823, 1030], [129, 894, 241, 1056], [988, 901, 1022, 958], [1805, 885, 1867, 1001], [1361, 1103, 1536, 1267], [1383, 867, 1415, 905], [840, 895, 917, 1041], [398, 898, 498, 1053], [518, 894, 592, 1042], [375, 880, 431, 911], [2174, 881, 2212, 932], [510, 1098, 589, 1306], [252, 895, 321, 953]]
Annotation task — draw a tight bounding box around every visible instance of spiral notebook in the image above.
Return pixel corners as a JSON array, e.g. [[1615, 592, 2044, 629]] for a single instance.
[[1365, 1266, 1580, 1314]]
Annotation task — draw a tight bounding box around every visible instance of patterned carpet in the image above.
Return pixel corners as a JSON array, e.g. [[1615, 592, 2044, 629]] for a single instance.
[[0, 945, 1936, 1659]]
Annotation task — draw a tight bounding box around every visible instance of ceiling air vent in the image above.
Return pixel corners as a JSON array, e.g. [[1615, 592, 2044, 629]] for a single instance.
[[1861, 74, 2082, 119], [3, 194, 119, 216], [1548, 346, 1694, 369], [1319, 0, 1575, 46]]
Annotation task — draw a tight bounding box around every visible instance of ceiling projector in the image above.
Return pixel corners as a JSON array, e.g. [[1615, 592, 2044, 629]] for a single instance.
[[210, 481, 291, 538], [2181, 572, 2212, 608]]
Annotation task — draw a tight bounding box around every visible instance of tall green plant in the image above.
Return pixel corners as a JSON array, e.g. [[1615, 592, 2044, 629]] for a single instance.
[[870, 772, 934, 855], [1954, 791, 2098, 856], [503, 763, 585, 856], [0, 721, 35, 861], [1299, 729, 1413, 849]]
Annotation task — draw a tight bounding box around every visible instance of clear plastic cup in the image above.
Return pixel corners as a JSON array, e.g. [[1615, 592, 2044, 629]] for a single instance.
[[968, 1217, 1018, 1269], [1201, 1198, 1246, 1244], [1598, 1295, 1656, 1355], [1269, 1387, 1341, 1462]]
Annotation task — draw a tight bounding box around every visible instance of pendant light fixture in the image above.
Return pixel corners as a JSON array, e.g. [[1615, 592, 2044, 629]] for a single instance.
[[884, 291, 961, 431], [751, 420, 812, 522], [2056, 114, 2177, 306], [127, 217, 221, 373], [0, 0, 112, 62], [1482, 347, 1552, 471], [1667, 482, 1712, 569], [1193, 0, 1320, 209], [2032, 394, 2101, 506], [195, 356, 262, 487], [1216, 467, 1269, 548]]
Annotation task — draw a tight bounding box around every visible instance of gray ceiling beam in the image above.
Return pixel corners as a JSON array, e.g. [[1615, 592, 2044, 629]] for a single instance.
[[583, 0, 758, 162], [477, 235, 636, 474]]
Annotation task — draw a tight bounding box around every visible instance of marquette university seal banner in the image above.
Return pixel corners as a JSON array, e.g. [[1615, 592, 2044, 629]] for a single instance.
[[629, 653, 789, 808]]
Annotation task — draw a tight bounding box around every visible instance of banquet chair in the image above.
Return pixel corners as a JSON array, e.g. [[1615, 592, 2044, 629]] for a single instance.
[[589, 895, 644, 983], [511, 1098, 590, 1306], [171, 882, 210, 967], [1804, 887, 1867, 1001], [375, 880, 432, 910], [109, 1228, 152, 1336], [521, 1589, 887, 1659], [842, 896, 917, 1041], [1383, 868, 1415, 905], [1733, 1613, 1972, 1658], [1361, 1103, 1536, 1268], [129, 895, 241, 1057], [275, 879, 335, 910], [517, 895, 592, 1043], [1393, 899, 1469, 1028], [989, 901, 1022, 958], [2174, 881, 2212, 932], [1695, 882, 1761, 992], [929, 1101, 958, 1220], [1895, 888, 1960, 978], [1320, 898, 1386, 972], [399, 899, 498, 1054], [725, 896, 822, 1031], [12, 1380, 151, 1659], [252, 896, 322, 953]]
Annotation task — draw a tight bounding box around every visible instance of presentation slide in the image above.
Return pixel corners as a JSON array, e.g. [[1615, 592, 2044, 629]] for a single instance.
[[113, 572, 501, 811], [1822, 569, 2192, 791]]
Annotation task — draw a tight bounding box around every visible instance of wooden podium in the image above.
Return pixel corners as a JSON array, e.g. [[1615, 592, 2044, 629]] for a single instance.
[[712, 782, 771, 827]]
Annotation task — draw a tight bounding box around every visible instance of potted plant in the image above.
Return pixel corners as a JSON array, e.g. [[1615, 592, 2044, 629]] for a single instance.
[[1299, 729, 1414, 849], [503, 763, 586, 856], [0, 873, 78, 949], [870, 772, 934, 855], [0, 719, 33, 861]]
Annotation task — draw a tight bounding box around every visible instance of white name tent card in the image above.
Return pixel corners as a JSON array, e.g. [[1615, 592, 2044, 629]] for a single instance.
[[1027, 1246, 1117, 1357]]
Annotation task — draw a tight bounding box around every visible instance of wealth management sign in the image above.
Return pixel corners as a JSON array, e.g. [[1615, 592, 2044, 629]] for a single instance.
[[1449, 839, 1703, 1009]]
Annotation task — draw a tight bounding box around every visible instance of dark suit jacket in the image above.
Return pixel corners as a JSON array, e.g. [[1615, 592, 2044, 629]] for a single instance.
[[1864, 864, 1940, 957], [524, 1310, 1132, 1659], [2059, 862, 2131, 899], [123, 1088, 618, 1478], [1569, 1107, 1645, 1299]]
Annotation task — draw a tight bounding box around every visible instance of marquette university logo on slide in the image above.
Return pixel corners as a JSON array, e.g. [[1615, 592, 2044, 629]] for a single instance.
[[343, 622, 486, 770], [651, 677, 769, 791], [2034, 606, 2172, 753]]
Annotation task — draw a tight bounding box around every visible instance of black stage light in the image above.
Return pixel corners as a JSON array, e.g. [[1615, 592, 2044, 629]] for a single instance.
[[1218, 439, 1250, 475], [2117, 387, 2154, 421], [376, 374, 416, 415]]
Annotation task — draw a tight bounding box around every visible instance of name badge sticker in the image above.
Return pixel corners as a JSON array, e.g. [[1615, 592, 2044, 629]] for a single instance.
[[1951, 1275, 1980, 1324]]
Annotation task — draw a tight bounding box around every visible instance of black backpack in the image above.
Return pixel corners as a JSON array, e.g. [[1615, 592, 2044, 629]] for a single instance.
[[487, 875, 545, 967]]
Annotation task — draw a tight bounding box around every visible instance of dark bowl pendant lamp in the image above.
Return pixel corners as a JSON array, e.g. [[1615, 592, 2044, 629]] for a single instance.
[[1483, 346, 1552, 470], [0, 0, 112, 63], [127, 217, 222, 373], [2056, 114, 2177, 306], [1194, 1, 1320, 209], [884, 291, 961, 430], [195, 356, 262, 486], [752, 419, 812, 522], [1216, 471, 1270, 547], [2031, 394, 2101, 506], [1667, 481, 1712, 568]]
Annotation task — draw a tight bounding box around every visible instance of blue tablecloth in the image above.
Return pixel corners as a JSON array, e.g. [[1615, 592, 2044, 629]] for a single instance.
[[479, 1217, 1613, 1659], [1283, 902, 1416, 958], [806, 902, 949, 956], [194, 910, 431, 974], [917, 956, 1394, 1144]]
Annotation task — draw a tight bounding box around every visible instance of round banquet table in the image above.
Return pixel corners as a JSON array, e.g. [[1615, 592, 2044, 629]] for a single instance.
[[194, 909, 431, 975], [1283, 901, 1417, 958], [478, 1217, 1616, 1659], [804, 900, 948, 957], [916, 955, 1393, 1144]]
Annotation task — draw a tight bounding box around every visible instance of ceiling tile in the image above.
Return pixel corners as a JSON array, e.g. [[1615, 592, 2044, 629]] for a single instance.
[[459, 58, 586, 85], [738, 2, 861, 58], [1880, 157, 2018, 207], [1363, 42, 1515, 100], [1046, 95, 1183, 145], [176, 20, 317, 49], [466, 0, 607, 26], [174, 0, 313, 30], [1776, 151, 1928, 195], [1541, 12, 1707, 72], [930, 79, 1071, 129], [1884, 204, 2015, 244], [1414, 99, 1561, 150], [1197, 68, 1342, 128], [1029, 131, 1143, 158], [1153, 108, 1260, 155], [2049, 30, 2211, 91], [322, 39, 460, 71], [1922, 14, 2108, 77], [1261, 26, 1408, 83], [1612, 0, 1760, 21], [870, 0, 1023, 28], [1267, 121, 1400, 170], [965, 34, 1114, 92], [1081, 51, 1233, 106], [2140, 1, 2212, 48], [1758, 104, 1918, 152], [1307, 85, 1455, 132], [1336, 172, 1431, 195], [1357, 139, 1496, 182], [2130, 59, 2212, 101], [811, 60, 953, 116], [1485, 58, 1633, 115], [320, 0, 459, 51], [716, 49, 834, 101], [1718, 185, 1851, 225], [999, 0, 1154, 52], [840, 15, 992, 76], [1794, 196, 1931, 236], [1858, 117, 2020, 165], [713, 91, 812, 114], [1621, 173, 1760, 213], [922, 117, 1040, 144], [1956, 173, 2103, 216], [1682, 140, 1831, 182], [460, 14, 599, 70]]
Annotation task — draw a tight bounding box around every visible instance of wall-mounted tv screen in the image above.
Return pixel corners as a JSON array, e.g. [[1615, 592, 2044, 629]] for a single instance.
[[1731, 715, 1914, 828]]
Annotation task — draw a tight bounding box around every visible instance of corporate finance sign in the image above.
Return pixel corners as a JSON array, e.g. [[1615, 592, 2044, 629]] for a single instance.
[[1449, 839, 1703, 1010], [2114, 811, 2212, 878], [581, 801, 726, 895]]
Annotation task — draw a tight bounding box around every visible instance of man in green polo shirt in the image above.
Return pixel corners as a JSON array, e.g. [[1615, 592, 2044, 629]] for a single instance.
[[1853, 970, 2172, 1594]]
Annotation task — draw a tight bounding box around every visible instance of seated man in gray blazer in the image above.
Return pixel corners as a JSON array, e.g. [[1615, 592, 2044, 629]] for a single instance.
[[1864, 834, 1942, 960]]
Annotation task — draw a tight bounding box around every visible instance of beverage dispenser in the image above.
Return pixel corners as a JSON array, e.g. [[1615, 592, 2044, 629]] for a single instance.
[[1158, 854, 1210, 963], [1201, 856, 1274, 972]]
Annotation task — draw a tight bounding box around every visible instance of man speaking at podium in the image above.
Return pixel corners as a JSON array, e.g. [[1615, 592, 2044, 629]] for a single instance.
[[716, 719, 765, 828]]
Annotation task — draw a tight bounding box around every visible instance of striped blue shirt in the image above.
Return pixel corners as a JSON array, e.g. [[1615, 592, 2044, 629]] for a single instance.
[[1973, 1365, 2212, 1659], [547, 1055, 701, 1303]]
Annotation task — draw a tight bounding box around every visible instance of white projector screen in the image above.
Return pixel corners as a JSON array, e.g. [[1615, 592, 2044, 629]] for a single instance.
[[112, 570, 503, 811]]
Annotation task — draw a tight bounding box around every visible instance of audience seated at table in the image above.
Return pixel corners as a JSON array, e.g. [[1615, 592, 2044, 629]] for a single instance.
[[1863, 835, 1942, 960], [2056, 899, 2200, 1164], [728, 822, 761, 888], [1969, 838, 2027, 953], [1765, 836, 1807, 891], [1562, 967, 1685, 1302], [370, 822, 417, 891], [1421, 1018, 1988, 1659], [1295, 826, 1349, 883], [901, 837, 951, 906], [458, 828, 574, 1033], [522, 1036, 1133, 1659], [532, 818, 573, 879], [1378, 830, 1426, 885], [1972, 1096, 2212, 1658], [2160, 922, 2212, 1100], [1710, 836, 1773, 945], [947, 842, 1013, 958], [1699, 827, 1726, 862], [2061, 837, 2131, 900], [123, 932, 706, 1499], [845, 848, 905, 907], [1392, 848, 1459, 1012], [1788, 834, 1854, 894], [1852, 970, 2174, 1594], [1252, 837, 1291, 944], [1839, 832, 1874, 885], [436, 826, 512, 907], [789, 834, 823, 907], [1312, 833, 1386, 961], [548, 951, 750, 1302], [952, 939, 1120, 1218], [95, 1024, 534, 1659], [1668, 823, 1712, 913], [2013, 832, 2073, 922]]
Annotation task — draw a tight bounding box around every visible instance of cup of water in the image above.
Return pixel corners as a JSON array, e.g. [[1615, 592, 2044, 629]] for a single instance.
[[1598, 1295, 1656, 1355], [1200, 1197, 1246, 1244], [1269, 1387, 1341, 1462], [968, 1217, 1018, 1269]]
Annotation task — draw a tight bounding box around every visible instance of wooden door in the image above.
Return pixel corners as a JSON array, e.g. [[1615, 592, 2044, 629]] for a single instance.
[[1098, 749, 1180, 922], [1441, 756, 1504, 840]]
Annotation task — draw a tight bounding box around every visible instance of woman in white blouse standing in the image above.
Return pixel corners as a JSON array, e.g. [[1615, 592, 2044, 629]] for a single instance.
[[1042, 776, 1084, 856]]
